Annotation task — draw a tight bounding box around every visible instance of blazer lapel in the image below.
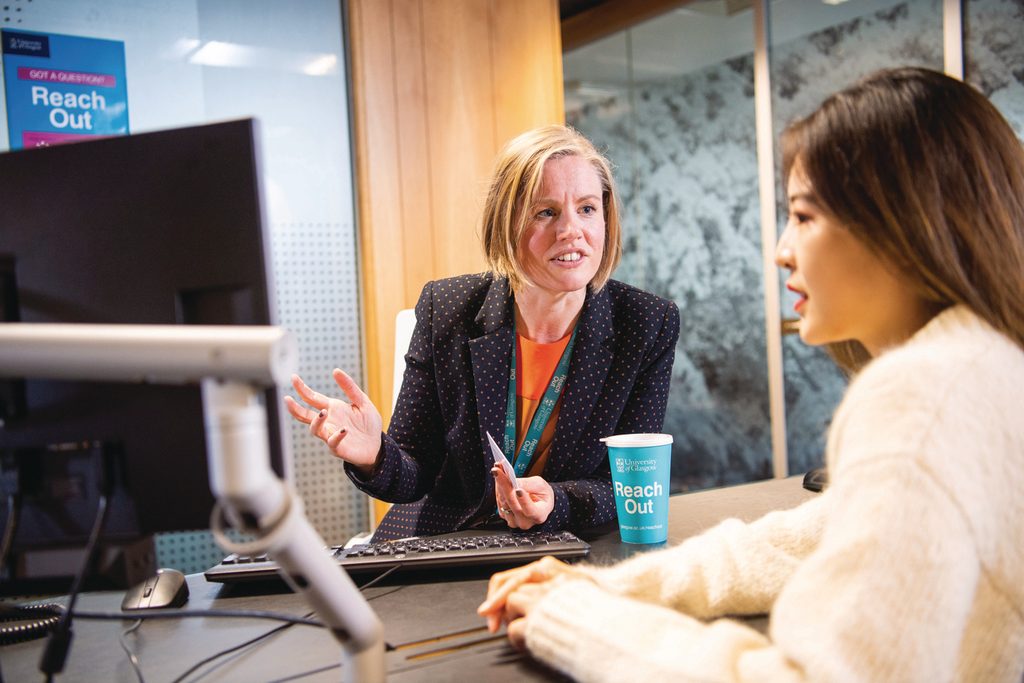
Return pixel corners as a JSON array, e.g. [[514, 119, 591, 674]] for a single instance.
[[468, 276, 515, 463], [546, 286, 614, 480]]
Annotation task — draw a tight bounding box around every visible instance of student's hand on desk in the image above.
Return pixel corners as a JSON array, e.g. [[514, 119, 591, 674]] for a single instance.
[[283, 369, 383, 472], [492, 466, 554, 530], [477, 556, 586, 646], [502, 581, 558, 649]]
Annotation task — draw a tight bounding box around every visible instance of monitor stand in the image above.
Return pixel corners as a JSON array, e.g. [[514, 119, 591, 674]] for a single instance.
[[0, 323, 385, 683]]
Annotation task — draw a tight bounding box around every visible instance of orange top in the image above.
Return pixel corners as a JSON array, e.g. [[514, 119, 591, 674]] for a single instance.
[[514, 330, 572, 477]]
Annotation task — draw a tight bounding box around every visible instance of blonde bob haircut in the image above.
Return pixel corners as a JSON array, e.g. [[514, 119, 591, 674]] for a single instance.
[[481, 125, 622, 293]]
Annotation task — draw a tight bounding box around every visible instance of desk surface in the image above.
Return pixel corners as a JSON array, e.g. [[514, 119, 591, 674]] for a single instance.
[[2, 476, 816, 682]]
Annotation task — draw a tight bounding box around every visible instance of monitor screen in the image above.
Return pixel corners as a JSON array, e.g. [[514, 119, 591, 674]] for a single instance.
[[0, 118, 289, 536]]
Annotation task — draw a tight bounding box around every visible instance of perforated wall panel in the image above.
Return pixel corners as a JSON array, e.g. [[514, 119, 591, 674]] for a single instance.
[[270, 220, 368, 547]]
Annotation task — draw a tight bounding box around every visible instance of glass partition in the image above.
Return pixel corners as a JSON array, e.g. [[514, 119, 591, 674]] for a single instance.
[[769, 0, 945, 475], [566, 6, 772, 491], [564, 0, 998, 490], [965, 0, 1024, 138]]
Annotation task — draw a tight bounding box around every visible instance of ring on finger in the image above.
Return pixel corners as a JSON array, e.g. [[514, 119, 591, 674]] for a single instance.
[[500, 506, 512, 516]]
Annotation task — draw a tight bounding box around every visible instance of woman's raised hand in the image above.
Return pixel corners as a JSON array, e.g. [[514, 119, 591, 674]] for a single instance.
[[283, 369, 383, 472]]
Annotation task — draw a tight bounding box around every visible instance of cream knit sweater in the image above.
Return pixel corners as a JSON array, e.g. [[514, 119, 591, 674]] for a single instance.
[[524, 306, 1024, 682]]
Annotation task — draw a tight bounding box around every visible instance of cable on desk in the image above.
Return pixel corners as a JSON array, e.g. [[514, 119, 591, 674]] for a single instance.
[[362, 584, 406, 603], [68, 608, 325, 627], [0, 493, 60, 649], [0, 602, 63, 645], [0, 493, 18, 580], [169, 612, 312, 683], [49, 606, 325, 683], [117, 618, 144, 683], [40, 493, 110, 682], [358, 563, 402, 590], [9, 565, 403, 680], [165, 563, 402, 683]]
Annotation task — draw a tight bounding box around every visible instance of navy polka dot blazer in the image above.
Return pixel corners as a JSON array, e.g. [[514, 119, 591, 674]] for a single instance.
[[346, 273, 680, 541]]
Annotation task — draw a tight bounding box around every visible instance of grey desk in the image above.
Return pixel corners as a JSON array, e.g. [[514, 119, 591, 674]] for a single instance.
[[2, 476, 816, 682]]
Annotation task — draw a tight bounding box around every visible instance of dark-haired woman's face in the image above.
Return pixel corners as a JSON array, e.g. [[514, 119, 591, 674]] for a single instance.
[[776, 165, 932, 356]]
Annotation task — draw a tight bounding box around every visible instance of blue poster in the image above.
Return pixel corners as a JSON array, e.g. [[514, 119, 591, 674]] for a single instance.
[[1, 29, 128, 149]]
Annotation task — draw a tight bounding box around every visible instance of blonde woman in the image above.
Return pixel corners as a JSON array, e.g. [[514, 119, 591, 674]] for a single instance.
[[480, 68, 1024, 682], [286, 126, 680, 541]]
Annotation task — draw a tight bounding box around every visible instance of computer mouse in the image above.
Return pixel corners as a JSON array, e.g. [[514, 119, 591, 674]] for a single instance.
[[121, 568, 190, 611], [802, 467, 828, 493]]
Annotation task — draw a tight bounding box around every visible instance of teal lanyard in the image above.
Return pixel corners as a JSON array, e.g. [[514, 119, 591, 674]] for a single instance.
[[503, 321, 578, 477]]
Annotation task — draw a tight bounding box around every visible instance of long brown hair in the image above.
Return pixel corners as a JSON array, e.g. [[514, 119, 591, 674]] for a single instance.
[[480, 125, 622, 292], [781, 67, 1024, 371]]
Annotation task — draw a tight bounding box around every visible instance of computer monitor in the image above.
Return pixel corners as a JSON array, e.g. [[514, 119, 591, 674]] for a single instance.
[[0, 118, 289, 538]]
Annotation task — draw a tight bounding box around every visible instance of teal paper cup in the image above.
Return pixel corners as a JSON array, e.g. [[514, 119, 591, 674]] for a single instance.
[[601, 433, 673, 544]]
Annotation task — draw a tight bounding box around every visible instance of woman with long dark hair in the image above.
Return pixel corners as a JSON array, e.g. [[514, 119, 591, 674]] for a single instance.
[[480, 67, 1024, 682]]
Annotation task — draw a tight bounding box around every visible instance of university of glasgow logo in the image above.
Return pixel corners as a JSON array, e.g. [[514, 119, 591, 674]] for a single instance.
[[3, 30, 50, 57]]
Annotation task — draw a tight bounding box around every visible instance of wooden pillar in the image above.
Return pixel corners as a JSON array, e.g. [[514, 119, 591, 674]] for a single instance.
[[347, 0, 564, 423]]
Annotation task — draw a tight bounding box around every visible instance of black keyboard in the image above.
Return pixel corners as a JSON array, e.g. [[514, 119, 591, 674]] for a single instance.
[[204, 529, 590, 583]]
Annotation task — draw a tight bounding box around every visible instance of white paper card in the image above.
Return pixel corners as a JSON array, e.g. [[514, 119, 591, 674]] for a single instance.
[[486, 430, 521, 490]]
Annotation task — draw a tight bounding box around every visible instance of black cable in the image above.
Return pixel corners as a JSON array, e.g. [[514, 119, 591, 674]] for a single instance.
[[67, 608, 324, 627], [2, 603, 328, 683], [4, 555, 402, 678], [356, 563, 402, 591], [167, 563, 403, 683], [169, 612, 312, 683], [362, 584, 406, 603], [2, 567, 409, 635], [0, 493, 18, 580], [0, 603, 63, 645], [39, 493, 110, 680], [0, 492, 21, 679]]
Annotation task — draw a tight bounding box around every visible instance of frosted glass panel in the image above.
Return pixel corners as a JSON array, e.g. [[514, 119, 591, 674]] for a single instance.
[[769, 0, 945, 476], [965, 0, 1024, 139], [565, 0, 976, 488], [566, 8, 772, 492]]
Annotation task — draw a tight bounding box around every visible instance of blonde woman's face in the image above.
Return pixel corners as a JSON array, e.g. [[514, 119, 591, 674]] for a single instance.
[[517, 155, 605, 297], [775, 165, 932, 356]]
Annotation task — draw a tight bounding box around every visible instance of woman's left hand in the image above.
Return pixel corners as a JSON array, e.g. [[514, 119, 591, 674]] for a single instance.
[[492, 466, 554, 529], [502, 581, 560, 649], [477, 556, 582, 636]]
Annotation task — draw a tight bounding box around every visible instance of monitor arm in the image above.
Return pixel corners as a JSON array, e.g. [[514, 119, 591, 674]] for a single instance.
[[0, 323, 385, 683]]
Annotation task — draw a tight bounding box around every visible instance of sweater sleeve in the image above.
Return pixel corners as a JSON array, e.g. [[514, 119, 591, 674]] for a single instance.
[[525, 310, 1019, 682], [524, 456, 978, 683], [574, 492, 827, 618], [526, 579, 801, 683]]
